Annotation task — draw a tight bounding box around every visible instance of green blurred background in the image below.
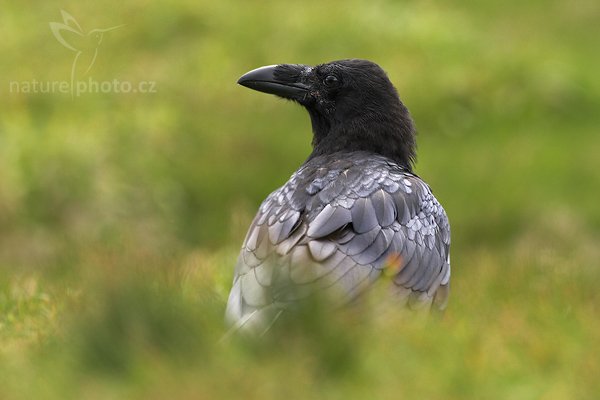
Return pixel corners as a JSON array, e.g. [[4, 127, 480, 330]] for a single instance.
[[1, 0, 599, 398]]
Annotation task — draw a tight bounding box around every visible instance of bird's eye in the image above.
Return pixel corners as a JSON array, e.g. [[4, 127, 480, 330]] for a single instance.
[[323, 75, 338, 86]]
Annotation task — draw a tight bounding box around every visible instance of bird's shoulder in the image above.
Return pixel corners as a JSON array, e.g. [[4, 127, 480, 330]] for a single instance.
[[266, 152, 442, 216], [250, 151, 449, 254]]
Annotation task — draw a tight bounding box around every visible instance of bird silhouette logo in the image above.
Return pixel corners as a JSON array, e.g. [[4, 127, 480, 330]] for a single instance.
[[50, 10, 123, 87]]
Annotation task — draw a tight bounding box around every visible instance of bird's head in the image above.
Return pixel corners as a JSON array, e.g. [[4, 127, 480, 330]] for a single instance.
[[88, 25, 124, 46], [238, 59, 416, 170]]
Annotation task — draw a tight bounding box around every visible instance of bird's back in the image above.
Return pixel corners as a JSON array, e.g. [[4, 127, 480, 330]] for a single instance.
[[225, 151, 450, 331]]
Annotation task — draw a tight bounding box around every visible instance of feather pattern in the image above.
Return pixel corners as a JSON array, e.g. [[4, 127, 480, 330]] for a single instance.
[[225, 151, 451, 326]]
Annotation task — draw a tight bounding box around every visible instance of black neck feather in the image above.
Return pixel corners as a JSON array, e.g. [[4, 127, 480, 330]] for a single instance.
[[307, 106, 416, 171]]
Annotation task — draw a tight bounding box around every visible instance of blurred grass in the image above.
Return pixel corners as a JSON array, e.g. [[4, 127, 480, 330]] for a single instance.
[[0, 0, 599, 398]]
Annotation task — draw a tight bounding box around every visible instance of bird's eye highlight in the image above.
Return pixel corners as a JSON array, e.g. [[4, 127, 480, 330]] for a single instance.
[[324, 75, 338, 86]]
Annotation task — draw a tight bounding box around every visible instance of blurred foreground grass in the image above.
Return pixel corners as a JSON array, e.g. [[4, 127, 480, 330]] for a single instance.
[[0, 0, 599, 398]]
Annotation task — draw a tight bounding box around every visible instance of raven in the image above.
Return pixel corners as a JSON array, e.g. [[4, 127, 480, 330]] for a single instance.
[[226, 59, 450, 332]]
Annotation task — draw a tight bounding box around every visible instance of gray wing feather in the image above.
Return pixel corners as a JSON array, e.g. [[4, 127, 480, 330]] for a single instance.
[[351, 197, 379, 233], [241, 271, 269, 306], [371, 189, 396, 227], [254, 260, 275, 286], [342, 226, 379, 256], [395, 246, 420, 284], [307, 204, 352, 237], [351, 228, 394, 265], [275, 223, 307, 256], [307, 240, 337, 261], [225, 153, 451, 328]]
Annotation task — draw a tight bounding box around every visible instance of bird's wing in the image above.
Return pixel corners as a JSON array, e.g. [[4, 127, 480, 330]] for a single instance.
[[225, 154, 450, 330]]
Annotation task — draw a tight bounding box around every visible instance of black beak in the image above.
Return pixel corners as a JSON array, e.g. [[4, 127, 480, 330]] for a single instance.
[[237, 65, 309, 100]]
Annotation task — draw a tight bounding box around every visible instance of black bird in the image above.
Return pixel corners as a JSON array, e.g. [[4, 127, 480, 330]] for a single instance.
[[226, 59, 450, 332]]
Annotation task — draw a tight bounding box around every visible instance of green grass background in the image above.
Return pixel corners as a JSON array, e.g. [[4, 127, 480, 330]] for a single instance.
[[1, 0, 599, 398]]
